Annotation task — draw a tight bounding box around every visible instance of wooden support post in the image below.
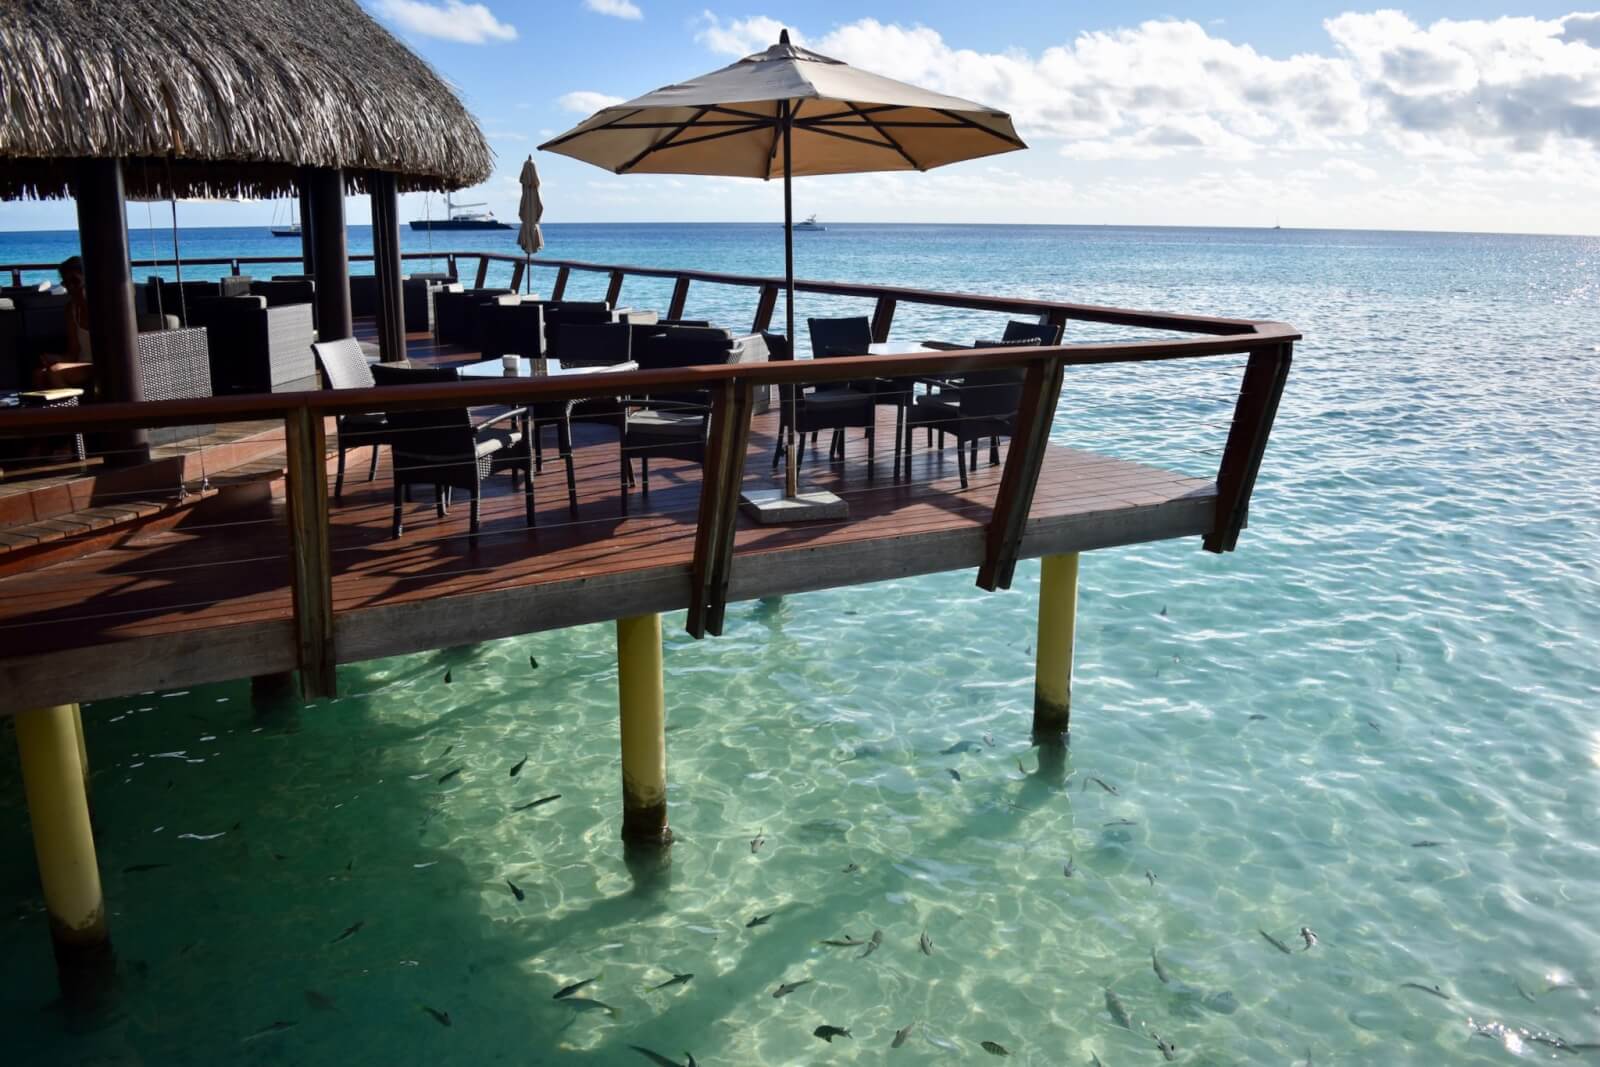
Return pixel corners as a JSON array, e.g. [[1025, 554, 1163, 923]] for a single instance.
[[74, 159, 148, 462], [284, 407, 336, 699], [605, 269, 625, 308], [297, 167, 317, 276], [509, 259, 526, 294], [976, 357, 1066, 591], [687, 379, 755, 638], [306, 167, 352, 342], [552, 265, 570, 300], [1205, 342, 1293, 553], [473, 256, 490, 290], [1045, 308, 1069, 341], [14, 703, 114, 1003], [870, 296, 897, 343], [752, 283, 779, 335], [1033, 553, 1078, 739], [616, 614, 671, 851], [446, 254, 458, 281], [368, 171, 406, 363], [667, 276, 691, 320]]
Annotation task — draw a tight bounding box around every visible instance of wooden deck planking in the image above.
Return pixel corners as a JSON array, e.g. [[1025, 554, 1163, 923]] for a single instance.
[[0, 327, 1217, 713]]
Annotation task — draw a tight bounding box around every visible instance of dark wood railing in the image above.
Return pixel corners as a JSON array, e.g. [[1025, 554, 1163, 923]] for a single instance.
[[2, 251, 1297, 695]]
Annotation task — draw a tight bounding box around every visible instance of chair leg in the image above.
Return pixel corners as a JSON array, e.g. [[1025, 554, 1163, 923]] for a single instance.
[[469, 486, 481, 536], [957, 432, 969, 490], [559, 420, 578, 517], [832, 429, 844, 460], [970, 437, 978, 468], [772, 433, 784, 470], [893, 405, 904, 480], [991, 436, 1000, 465], [436, 485, 447, 518], [797, 429, 806, 464], [367, 445, 380, 484], [335, 442, 347, 501], [391, 478, 404, 538], [641, 456, 650, 495], [524, 452, 536, 529], [534, 426, 544, 473], [865, 426, 874, 466]]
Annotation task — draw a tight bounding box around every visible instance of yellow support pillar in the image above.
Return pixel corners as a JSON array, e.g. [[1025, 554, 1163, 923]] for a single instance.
[[71, 703, 89, 793], [1033, 552, 1079, 739], [14, 704, 114, 1002], [616, 614, 672, 851]]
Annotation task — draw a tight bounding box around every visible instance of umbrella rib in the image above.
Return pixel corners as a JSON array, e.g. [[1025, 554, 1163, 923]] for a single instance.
[[617, 106, 715, 173], [801, 125, 912, 153], [539, 107, 645, 150], [931, 107, 1028, 148], [620, 121, 771, 170], [840, 101, 922, 170]]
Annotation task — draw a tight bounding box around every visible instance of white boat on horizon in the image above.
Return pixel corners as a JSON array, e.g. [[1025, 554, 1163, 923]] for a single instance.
[[793, 214, 826, 232]]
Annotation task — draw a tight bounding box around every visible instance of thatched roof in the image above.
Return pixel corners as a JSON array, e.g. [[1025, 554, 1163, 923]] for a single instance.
[[0, 0, 494, 201]]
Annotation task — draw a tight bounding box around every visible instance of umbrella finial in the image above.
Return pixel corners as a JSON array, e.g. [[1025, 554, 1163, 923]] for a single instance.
[[779, 28, 790, 45]]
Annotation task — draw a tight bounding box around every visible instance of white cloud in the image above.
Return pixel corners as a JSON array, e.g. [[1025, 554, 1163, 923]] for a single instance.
[[559, 90, 626, 113], [584, 0, 642, 20], [691, 11, 1600, 167], [372, 0, 517, 43]]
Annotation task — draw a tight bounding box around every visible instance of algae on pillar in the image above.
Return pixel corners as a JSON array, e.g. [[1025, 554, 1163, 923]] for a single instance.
[[616, 614, 672, 853]]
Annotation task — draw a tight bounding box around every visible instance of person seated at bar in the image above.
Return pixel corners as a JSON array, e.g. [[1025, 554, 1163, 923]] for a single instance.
[[32, 256, 95, 390]]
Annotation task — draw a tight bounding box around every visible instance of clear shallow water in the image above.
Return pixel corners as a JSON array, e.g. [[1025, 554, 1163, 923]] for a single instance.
[[2, 223, 1599, 1066]]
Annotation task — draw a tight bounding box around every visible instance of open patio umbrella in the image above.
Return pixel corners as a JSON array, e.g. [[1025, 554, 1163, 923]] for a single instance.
[[516, 156, 545, 293], [539, 30, 1025, 517]]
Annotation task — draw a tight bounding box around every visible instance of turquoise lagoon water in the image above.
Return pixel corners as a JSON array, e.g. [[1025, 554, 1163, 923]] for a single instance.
[[2, 223, 1599, 1065]]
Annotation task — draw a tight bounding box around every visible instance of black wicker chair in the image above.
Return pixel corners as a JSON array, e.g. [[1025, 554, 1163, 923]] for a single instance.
[[434, 287, 513, 347], [619, 331, 733, 504], [807, 315, 912, 471], [312, 337, 393, 501], [763, 331, 878, 470], [904, 341, 1029, 489], [478, 298, 544, 361], [370, 363, 534, 538]]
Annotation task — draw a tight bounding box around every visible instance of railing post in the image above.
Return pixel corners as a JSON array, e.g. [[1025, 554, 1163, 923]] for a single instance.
[[605, 269, 625, 308], [284, 406, 337, 699], [446, 253, 458, 281], [552, 266, 570, 300], [230, 259, 240, 276], [976, 355, 1065, 592], [473, 256, 490, 290], [509, 259, 526, 294], [10, 268, 21, 286], [1205, 341, 1293, 553], [870, 296, 896, 343], [687, 379, 755, 639], [752, 283, 779, 335], [667, 276, 691, 320]]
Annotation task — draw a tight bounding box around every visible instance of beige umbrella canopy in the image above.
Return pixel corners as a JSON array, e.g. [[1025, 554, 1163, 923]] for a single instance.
[[517, 156, 545, 290], [541, 30, 1025, 508]]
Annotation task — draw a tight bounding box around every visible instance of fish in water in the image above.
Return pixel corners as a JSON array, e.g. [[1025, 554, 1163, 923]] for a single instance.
[[304, 989, 336, 1012], [513, 794, 561, 812], [628, 1047, 688, 1067], [1160, 605, 1168, 617], [1063, 858, 1076, 878], [981, 1040, 1011, 1056], [559, 997, 618, 1017], [983, 732, 995, 746], [942, 740, 983, 755], [1106, 989, 1133, 1029], [774, 979, 813, 998], [1259, 928, 1293, 954], [1105, 819, 1138, 827], [841, 863, 861, 874], [123, 863, 171, 873], [820, 935, 865, 947], [422, 1005, 451, 1027], [440, 745, 454, 758], [330, 921, 364, 945], [1515, 980, 1537, 1002], [529, 656, 539, 669], [747, 913, 774, 928], [1367, 720, 1381, 731], [892, 1023, 915, 1048], [1412, 840, 1444, 848], [438, 767, 462, 784], [1152, 1032, 1178, 1061], [507, 879, 525, 902], [509, 755, 527, 777], [1400, 982, 1451, 1000], [242, 1020, 298, 1042], [750, 830, 766, 853], [859, 930, 884, 959], [554, 977, 599, 1000], [1152, 948, 1170, 984], [919, 929, 933, 956], [1300, 927, 1319, 950], [1146, 869, 1157, 886], [948, 768, 962, 782], [1090, 1053, 1105, 1067], [1248, 714, 1268, 721], [813, 1026, 852, 1043], [651, 973, 693, 990], [1090, 777, 1118, 795], [1017, 758, 1028, 775], [443, 670, 451, 684]]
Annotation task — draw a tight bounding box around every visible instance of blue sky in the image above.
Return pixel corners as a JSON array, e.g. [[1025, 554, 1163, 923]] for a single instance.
[[3, 1, 1598, 234]]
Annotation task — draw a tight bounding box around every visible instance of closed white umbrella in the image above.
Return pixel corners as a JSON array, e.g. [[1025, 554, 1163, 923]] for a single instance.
[[516, 155, 544, 292], [540, 31, 1025, 517]]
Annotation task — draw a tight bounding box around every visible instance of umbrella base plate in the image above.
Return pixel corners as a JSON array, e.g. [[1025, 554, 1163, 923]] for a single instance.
[[740, 489, 848, 524]]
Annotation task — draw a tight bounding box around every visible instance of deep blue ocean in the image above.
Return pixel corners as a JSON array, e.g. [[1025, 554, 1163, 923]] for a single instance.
[[2, 222, 1598, 1066]]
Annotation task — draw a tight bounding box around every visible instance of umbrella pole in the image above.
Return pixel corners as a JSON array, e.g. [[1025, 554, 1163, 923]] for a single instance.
[[782, 104, 799, 499]]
